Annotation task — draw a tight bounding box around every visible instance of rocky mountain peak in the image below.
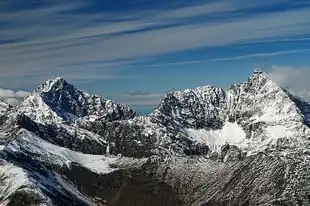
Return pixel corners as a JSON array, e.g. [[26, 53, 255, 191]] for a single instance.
[[18, 77, 136, 124], [151, 70, 310, 153], [152, 85, 227, 130], [36, 76, 70, 93], [247, 69, 273, 89], [2, 70, 310, 206]]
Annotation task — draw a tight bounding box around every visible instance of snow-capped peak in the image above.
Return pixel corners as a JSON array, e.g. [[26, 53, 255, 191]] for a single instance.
[[153, 70, 310, 153], [248, 69, 272, 87], [37, 76, 67, 93], [18, 77, 136, 124]]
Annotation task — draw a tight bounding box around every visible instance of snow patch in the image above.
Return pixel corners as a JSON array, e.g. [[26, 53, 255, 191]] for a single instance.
[[266, 125, 293, 139], [186, 121, 246, 151]]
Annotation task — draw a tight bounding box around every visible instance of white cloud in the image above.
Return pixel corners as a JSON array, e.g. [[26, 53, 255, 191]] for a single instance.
[[0, 88, 30, 106], [5, 98, 20, 106], [269, 66, 310, 100]]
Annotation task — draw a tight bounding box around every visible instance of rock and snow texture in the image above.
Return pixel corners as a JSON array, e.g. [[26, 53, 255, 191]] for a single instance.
[[226, 70, 310, 152], [152, 85, 227, 130], [0, 101, 11, 127], [15, 71, 310, 157], [0, 160, 28, 205], [14, 77, 138, 156], [18, 77, 136, 124], [1, 70, 310, 205], [152, 70, 310, 154], [0, 101, 11, 115]]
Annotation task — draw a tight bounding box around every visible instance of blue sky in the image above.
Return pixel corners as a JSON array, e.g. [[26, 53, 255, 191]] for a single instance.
[[1, 0, 310, 113]]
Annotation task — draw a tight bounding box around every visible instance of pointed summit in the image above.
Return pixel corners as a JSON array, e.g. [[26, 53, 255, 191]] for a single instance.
[[253, 69, 263, 74], [249, 69, 270, 80], [19, 77, 136, 124], [36, 77, 70, 93], [241, 69, 275, 93]]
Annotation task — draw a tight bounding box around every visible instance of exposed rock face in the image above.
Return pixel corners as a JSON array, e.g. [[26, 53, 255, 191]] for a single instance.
[[219, 143, 242, 162], [152, 86, 227, 130], [1, 71, 310, 205]]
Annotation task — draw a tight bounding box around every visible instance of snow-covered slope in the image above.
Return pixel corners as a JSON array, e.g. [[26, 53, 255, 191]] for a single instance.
[[0, 160, 30, 205], [3, 129, 118, 174], [0, 128, 146, 205]]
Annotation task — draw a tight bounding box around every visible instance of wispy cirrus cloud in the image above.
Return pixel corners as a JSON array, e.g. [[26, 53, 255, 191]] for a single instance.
[[1, 0, 310, 86], [143, 48, 310, 67]]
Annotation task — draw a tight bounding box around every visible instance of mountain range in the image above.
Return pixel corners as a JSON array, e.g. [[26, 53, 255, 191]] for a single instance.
[[1, 70, 310, 205]]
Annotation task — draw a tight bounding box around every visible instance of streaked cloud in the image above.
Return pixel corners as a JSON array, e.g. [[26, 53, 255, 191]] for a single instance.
[[0, 0, 310, 80], [1, 0, 310, 86], [144, 48, 310, 67]]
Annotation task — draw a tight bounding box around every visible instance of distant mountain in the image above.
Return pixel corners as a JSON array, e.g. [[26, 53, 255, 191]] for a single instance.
[[1, 71, 310, 205]]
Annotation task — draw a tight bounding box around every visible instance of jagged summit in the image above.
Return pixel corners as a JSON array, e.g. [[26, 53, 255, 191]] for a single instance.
[[253, 69, 264, 74], [36, 76, 68, 93], [18, 77, 136, 124], [9, 71, 310, 155], [2, 71, 310, 205], [35, 77, 67, 92], [152, 70, 310, 153], [247, 69, 273, 87]]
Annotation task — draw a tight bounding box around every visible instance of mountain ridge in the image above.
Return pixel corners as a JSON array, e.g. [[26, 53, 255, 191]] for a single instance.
[[13, 70, 310, 157], [1, 70, 310, 205]]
